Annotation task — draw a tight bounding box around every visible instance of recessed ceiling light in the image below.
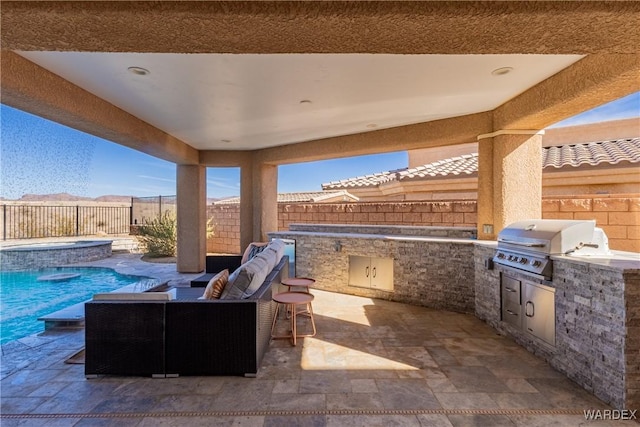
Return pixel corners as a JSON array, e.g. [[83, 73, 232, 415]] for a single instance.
[[127, 66, 150, 76], [366, 124, 378, 129], [221, 139, 232, 143], [299, 99, 312, 104], [491, 67, 513, 76]]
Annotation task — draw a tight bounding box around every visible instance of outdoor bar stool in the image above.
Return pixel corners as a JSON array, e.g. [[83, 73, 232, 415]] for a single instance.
[[270, 291, 317, 346]]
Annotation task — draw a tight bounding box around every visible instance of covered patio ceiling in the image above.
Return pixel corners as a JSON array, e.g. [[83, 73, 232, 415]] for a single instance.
[[1, 1, 639, 167], [14, 52, 583, 151]]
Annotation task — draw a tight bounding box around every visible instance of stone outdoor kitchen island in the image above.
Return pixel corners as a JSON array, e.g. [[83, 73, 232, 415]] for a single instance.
[[272, 224, 640, 412], [475, 243, 640, 412], [271, 224, 477, 313]]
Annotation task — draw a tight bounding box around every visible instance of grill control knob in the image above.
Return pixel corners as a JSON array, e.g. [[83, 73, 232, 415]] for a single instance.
[[497, 253, 505, 259], [519, 257, 527, 264], [531, 260, 542, 267]]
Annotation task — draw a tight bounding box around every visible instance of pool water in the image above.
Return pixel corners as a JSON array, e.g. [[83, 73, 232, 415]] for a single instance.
[[0, 267, 151, 344]]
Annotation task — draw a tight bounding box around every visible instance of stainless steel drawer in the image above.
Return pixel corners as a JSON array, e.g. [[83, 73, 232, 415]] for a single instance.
[[501, 276, 520, 302], [502, 299, 522, 328], [501, 275, 521, 328]]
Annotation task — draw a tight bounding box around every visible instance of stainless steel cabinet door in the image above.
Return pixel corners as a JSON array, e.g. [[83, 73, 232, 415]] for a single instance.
[[349, 255, 371, 288], [349, 256, 394, 291], [523, 281, 556, 346], [370, 257, 394, 291]]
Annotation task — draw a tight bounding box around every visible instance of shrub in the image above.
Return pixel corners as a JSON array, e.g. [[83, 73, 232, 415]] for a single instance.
[[206, 217, 215, 238], [136, 211, 177, 257]]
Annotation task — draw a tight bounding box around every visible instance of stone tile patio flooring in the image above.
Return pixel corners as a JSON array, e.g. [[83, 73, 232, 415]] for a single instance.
[[1, 254, 635, 426]]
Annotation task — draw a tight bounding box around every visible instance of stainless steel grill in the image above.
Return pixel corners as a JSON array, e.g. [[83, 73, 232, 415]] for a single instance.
[[493, 219, 610, 280]]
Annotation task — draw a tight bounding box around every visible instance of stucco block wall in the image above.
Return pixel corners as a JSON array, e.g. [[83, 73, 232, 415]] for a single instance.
[[541, 194, 640, 252], [207, 195, 640, 254], [206, 204, 241, 254], [278, 201, 478, 229], [207, 200, 478, 253]]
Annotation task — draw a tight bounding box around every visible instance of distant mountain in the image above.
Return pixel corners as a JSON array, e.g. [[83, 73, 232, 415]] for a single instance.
[[94, 195, 134, 203], [1, 193, 224, 204], [18, 193, 94, 202], [5, 193, 133, 203]]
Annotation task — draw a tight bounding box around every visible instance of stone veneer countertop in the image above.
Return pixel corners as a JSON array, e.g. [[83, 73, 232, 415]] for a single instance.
[[551, 251, 640, 271], [275, 230, 477, 245]]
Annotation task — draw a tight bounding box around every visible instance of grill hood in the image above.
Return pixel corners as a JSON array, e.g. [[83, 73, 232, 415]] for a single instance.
[[494, 219, 610, 280], [497, 219, 610, 256]]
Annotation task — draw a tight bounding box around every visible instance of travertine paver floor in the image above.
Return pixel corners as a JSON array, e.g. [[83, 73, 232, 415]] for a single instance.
[[1, 273, 636, 426]]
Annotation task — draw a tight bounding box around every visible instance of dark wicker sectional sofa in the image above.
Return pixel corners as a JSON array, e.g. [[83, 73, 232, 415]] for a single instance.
[[85, 254, 288, 378], [189, 255, 243, 287]]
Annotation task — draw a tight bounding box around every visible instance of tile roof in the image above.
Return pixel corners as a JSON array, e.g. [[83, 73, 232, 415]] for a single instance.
[[542, 137, 640, 169], [397, 154, 478, 180], [322, 153, 478, 190], [322, 154, 478, 190], [323, 138, 640, 190], [214, 190, 358, 205]]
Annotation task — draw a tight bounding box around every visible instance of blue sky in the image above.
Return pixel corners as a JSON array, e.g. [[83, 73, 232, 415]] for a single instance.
[[1, 91, 638, 200]]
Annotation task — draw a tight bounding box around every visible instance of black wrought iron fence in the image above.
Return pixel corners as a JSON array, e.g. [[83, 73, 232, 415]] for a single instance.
[[1, 204, 131, 240]]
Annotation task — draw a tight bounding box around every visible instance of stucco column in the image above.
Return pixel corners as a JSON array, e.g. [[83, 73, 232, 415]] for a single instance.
[[239, 159, 278, 251], [239, 162, 254, 252], [477, 138, 495, 240], [252, 162, 278, 242], [477, 131, 543, 239], [176, 164, 206, 273]]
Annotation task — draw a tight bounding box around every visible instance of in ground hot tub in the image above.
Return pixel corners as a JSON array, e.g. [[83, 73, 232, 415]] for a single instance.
[[0, 240, 113, 271]]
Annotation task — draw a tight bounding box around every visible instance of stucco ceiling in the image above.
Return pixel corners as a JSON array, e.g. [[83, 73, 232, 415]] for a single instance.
[[3, 1, 638, 164], [17, 51, 583, 151]]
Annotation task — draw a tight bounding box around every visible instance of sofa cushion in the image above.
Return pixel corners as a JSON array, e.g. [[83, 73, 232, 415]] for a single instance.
[[254, 247, 277, 272], [221, 255, 271, 300], [241, 242, 269, 264], [266, 239, 285, 263], [202, 269, 229, 299]]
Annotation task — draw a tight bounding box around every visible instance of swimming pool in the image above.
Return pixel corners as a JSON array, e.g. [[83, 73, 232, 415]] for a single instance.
[[0, 267, 153, 344]]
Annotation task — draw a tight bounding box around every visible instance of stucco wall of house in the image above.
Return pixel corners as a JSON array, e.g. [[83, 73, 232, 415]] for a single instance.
[[206, 194, 640, 254]]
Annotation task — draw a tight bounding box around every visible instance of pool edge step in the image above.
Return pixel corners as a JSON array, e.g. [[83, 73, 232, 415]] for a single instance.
[[38, 301, 86, 326]]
